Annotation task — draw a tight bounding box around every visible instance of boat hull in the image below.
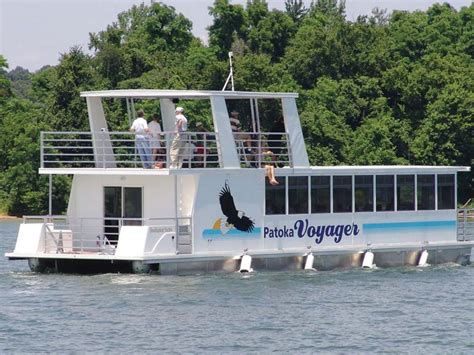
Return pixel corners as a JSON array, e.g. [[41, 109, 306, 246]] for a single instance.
[[9, 244, 472, 274]]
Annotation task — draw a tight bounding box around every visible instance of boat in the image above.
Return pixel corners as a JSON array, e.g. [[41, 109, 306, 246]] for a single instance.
[[5, 89, 474, 274]]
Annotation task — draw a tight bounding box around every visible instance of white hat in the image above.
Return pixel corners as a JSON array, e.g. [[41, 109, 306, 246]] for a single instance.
[[176, 107, 184, 113]]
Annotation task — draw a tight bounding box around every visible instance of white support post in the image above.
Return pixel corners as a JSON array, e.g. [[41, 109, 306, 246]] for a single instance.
[[86, 97, 116, 168], [48, 174, 52, 216], [209, 96, 240, 168], [281, 98, 309, 168]]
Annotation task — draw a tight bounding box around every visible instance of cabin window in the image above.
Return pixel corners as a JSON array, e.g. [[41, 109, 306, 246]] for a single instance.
[[397, 175, 415, 211], [333, 176, 352, 213], [376, 175, 394, 211], [417, 174, 435, 210], [311, 176, 330, 213], [288, 176, 308, 214], [437, 174, 455, 210], [265, 176, 286, 215], [355, 175, 374, 212]]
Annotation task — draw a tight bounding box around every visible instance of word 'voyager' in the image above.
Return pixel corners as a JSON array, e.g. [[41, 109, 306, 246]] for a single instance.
[[264, 219, 360, 244]]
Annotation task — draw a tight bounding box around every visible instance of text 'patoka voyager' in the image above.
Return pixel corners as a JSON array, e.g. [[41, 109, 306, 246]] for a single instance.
[[264, 219, 360, 244]]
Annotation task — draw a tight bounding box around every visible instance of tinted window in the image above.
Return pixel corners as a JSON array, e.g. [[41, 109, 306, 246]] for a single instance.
[[265, 176, 286, 214], [438, 174, 455, 210], [397, 175, 415, 211], [333, 176, 352, 213], [417, 174, 435, 210], [355, 175, 373, 212], [289, 176, 308, 214], [311, 176, 330, 213], [376, 175, 394, 211]]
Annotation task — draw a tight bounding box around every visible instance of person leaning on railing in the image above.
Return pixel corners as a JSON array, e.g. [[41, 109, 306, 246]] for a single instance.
[[130, 109, 153, 169], [170, 106, 188, 169]]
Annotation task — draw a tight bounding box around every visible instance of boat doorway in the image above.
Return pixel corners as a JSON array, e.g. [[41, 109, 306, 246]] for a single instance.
[[104, 186, 143, 244]]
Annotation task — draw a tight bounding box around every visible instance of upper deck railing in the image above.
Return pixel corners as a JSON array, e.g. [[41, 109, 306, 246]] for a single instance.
[[40, 131, 292, 169], [22, 215, 192, 255], [41, 131, 221, 169], [457, 208, 474, 241], [234, 132, 292, 168]]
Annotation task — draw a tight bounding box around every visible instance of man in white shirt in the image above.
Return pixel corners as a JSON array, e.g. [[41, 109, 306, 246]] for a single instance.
[[130, 109, 152, 168], [170, 107, 188, 168], [148, 113, 162, 164]]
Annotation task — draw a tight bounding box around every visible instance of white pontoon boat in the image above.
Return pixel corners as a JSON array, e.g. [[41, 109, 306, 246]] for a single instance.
[[5, 89, 474, 273]]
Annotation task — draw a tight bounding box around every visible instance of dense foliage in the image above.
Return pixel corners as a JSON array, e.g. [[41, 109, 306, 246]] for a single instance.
[[0, 0, 473, 215]]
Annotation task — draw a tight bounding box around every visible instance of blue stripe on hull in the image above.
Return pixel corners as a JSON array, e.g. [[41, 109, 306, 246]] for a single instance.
[[203, 227, 262, 238], [363, 220, 456, 231]]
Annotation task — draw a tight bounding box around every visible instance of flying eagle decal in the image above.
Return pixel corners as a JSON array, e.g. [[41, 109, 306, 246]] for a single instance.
[[219, 182, 255, 233]]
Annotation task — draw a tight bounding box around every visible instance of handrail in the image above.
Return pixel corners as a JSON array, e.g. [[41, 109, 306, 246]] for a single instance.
[[233, 132, 292, 168], [457, 208, 474, 241], [40, 131, 221, 169], [25, 215, 193, 255]]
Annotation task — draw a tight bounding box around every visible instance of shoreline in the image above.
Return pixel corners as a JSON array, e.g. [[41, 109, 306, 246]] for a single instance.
[[0, 215, 21, 220]]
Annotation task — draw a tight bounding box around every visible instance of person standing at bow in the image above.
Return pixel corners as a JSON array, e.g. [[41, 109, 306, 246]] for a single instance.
[[170, 107, 188, 168], [130, 109, 153, 169]]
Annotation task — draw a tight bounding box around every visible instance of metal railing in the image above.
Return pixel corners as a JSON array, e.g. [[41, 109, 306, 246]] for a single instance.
[[22, 215, 192, 255], [458, 208, 474, 241], [233, 132, 292, 168], [41, 131, 221, 169]]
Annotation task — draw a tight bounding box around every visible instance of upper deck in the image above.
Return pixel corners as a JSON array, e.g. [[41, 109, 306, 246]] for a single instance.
[[41, 89, 309, 173], [39, 89, 470, 176]]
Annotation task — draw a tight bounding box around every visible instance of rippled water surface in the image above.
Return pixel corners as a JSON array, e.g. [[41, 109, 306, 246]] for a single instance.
[[1, 220, 474, 353]]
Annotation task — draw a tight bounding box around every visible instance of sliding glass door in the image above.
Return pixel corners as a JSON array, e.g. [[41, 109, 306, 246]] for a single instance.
[[104, 186, 143, 243]]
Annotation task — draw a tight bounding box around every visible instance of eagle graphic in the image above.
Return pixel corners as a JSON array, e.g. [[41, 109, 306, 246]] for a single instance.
[[219, 183, 255, 233]]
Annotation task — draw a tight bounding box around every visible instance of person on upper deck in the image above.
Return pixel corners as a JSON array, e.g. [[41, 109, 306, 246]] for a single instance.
[[268, 116, 285, 156], [263, 149, 279, 185], [130, 109, 153, 169], [148, 113, 162, 165], [230, 111, 240, 132], [170, 106, 188, 169]]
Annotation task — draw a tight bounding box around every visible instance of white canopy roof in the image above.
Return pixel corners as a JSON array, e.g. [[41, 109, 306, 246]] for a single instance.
[[80, 89, 298, 100]]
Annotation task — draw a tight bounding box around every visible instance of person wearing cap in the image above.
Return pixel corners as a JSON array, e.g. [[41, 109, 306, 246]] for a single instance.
[[170, 106, 188, 168], [130, 109, 153, 169]]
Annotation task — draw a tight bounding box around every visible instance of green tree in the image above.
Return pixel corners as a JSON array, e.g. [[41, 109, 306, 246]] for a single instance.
[[285, 0, 308, 23], [208, 0, 248, 59], [7, 66, 32, 99], [284, 9, 348, 88], [248, 9, 295, 61], [51, 46, 96, 131], [0, 56, 12, 100], [90, 3, 194, 84]]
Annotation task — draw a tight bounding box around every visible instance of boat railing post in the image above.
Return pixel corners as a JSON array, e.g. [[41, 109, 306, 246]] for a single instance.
[[100, 130, 105, 169], [40, 132, 44, 168], [167, 132, 171, 169], [204, 134, 207, 168], [258, 133, 262, 168], [133, 132, 138, 168], [463, 209, 467, 241], [48, 174, 52, 216]]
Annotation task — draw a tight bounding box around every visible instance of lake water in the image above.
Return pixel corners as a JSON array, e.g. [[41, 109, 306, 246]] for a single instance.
[[1, 219, 473, 353]]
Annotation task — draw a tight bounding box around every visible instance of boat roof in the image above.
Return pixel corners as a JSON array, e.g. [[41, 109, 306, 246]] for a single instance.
[[39, 165, 470, 176], [80, 89, 298, 100]]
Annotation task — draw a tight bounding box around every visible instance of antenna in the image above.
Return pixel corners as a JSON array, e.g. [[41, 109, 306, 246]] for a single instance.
[[222, 51, 234, 91]]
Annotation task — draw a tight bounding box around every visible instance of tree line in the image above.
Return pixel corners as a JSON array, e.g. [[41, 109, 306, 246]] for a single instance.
[[0, 0, 473, 215]]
